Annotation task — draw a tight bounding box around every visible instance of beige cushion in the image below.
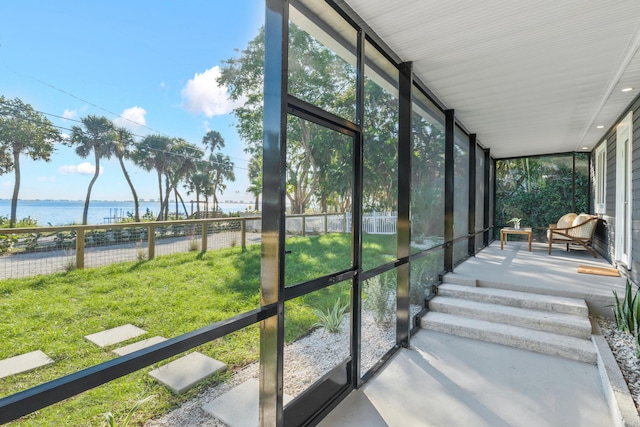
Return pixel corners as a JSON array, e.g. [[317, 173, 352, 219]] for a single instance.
[[568, 214, 596, 239], [557, 213, 577, 228]]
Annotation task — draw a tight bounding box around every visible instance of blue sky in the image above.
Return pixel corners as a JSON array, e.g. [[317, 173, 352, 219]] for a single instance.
[[0, 0, 263, 202]]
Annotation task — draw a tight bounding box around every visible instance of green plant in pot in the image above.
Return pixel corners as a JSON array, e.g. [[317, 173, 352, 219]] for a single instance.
[[507, 217, 522, 229]]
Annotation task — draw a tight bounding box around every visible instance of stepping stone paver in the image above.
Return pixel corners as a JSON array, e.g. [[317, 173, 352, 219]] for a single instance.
[[0, 350, 54, 379], [149, 352, 227, 394], [202, 378, 293, 427], [85, 324, 146, 347], [112, 336, 167, 356]]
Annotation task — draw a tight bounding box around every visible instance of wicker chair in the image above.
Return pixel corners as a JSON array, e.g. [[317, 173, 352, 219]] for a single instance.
[[547, 213, 598, 258]]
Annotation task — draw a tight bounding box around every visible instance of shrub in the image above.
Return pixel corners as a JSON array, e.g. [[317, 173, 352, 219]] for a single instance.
[[0, 234, 17, 254], [24, 233, 41, 251], [364, 272, 395, 325], [54, 231, 76, 249]]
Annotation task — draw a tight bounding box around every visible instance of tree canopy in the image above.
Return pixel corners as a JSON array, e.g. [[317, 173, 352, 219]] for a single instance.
[[0, 96, 61, 226]]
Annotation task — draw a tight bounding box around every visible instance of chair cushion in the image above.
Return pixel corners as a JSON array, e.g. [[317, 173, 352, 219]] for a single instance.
[[547, 229, 571, 240], [568, 214, 596, 239], [557, 213, 577, 228]]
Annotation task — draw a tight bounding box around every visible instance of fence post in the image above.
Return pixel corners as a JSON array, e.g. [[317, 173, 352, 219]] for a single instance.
[[76, 228, 85, 270], [148, 225, 155, 260], [324, 213, 328, 234], [241, 218, 246, 251], [201, 221, 208, 253], [302, 215, 306, 237]]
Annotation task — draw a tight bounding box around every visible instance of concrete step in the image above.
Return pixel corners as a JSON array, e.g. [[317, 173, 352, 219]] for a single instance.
[[420, 311, 596, 364], [437, 283, 588, 317], [429, 296, 592, 339]]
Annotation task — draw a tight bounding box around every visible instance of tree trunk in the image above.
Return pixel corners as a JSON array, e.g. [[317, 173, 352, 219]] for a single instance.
[[254, 194, 259, 211], [117, 155, 140, 222], [156, 170, 164, 221], [9, 149, 21, 228], [83, 153, 100, 225]]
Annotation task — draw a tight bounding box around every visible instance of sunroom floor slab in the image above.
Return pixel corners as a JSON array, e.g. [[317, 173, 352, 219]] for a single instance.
[[320, 329, 613, 427]]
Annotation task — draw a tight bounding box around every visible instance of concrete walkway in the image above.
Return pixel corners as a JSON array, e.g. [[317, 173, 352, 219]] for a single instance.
[[320, 241, 626, 426], [320, 329, 614, 427]]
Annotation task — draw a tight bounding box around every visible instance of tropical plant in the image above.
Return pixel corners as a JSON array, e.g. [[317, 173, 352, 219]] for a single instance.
[[612, 279, 640, 334], [132, 134, 173, 220], [68, 115, 116, 225], [113, 126, 140, 222], [0, 96, 62, 227], [103, 395, 154, 427], [164, 138, 203, 219], [312, 298, 349, 333]]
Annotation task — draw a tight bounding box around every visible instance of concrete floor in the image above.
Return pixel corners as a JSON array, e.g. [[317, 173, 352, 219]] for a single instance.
[[447, 241, 627, 317], [319, 330, 613, 427], [318, 241, 626, 426]]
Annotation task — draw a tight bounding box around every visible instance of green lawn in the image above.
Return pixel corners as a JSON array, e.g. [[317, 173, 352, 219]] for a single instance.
[[0, 233, 397, 426]]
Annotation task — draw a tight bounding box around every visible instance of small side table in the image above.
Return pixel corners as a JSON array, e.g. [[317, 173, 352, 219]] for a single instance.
[[500, 227, 532, 251]]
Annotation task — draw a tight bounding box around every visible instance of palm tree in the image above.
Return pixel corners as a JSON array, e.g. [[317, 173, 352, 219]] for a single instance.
[[200, 130, 235, 213], [202, 130, 225, 153], [113, 127, 140, 221], [164, 139, 203, 219], [210, 152, 235, 212], [184, 159, 210, 217], [68, 115, 115, 225], [0, 96, 61, 227], [132, 135, 173, 221]]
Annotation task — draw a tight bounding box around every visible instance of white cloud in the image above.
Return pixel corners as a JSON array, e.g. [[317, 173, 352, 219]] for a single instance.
[[113, 106, 147, 131], [181, 66, 244, 117], [62, 109, 77, 120], [37, 176, 55, 182], [59, 162, 103, 176], [160, 81, 166, 88]]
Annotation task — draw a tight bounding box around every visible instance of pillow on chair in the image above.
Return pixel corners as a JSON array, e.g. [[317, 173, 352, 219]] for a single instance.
[[556, 213, 577, 228]]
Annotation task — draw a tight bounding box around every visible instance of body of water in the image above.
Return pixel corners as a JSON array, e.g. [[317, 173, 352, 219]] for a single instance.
[[0, 200, 252, 226]]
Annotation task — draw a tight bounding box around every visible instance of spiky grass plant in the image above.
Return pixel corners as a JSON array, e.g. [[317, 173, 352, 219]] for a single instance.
[[103, 395, 154, 427], [312, 298, 349, 333], [612, 279, 640, 334]]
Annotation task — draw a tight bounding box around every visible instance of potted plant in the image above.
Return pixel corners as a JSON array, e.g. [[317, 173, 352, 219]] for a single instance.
[[507, 217, 522, 229]]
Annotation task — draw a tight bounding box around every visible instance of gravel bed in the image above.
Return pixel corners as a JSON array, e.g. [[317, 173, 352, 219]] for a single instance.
[[597, 317, 640, 412], [146, 305, 421, 426]]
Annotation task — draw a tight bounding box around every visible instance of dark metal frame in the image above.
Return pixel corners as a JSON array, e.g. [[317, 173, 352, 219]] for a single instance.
[[444, 110, 455, 272], [468, 135, 477, 256]]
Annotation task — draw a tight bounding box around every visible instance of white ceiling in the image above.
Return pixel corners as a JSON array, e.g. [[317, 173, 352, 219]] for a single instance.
[[344, 0, 640, 158]]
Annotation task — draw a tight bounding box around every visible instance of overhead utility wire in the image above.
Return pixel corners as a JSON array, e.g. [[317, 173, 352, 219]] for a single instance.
[[2, 64, 252, 168]]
